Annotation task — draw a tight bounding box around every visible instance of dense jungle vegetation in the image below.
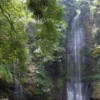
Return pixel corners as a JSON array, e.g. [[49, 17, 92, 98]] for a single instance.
[[0, 0, 100, 100]]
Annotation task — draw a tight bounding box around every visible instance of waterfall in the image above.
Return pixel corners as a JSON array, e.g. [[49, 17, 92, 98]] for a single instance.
[[66, 14, 88, 100], [13, 65, 24, 100]]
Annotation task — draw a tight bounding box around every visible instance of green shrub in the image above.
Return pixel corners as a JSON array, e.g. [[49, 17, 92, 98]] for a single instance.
[[0, 65, 12, 83]]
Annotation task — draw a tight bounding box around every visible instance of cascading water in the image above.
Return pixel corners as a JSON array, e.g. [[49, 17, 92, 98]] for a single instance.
[[14, 65, 24, 100], [67, 13, 88, 100]]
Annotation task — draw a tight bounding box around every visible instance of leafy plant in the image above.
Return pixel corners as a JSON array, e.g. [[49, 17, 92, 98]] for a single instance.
[[92, 46, 100, 56], [0, 65, 12, 83], [34, 65, 53, 94], [28, 0, 64, 57]]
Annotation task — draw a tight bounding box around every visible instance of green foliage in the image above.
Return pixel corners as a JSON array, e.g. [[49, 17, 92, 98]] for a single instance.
[[28, 0, 64, 56], [92, 46, 100, 56], [0, 0, 31, 82], [34, 65, 53, 94], [0, 65, 12, 83], [92, 82, 100, 99], [84, 74, 100, 80], [90, 0, 100, 46], [87, 0, 100, 80], [32, 64, 53, 100], [28, 0, 63, 20], [57, 55, 66, 92]]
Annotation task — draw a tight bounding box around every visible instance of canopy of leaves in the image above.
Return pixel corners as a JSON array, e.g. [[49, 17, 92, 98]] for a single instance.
[[90, 0, 100, 56], [28, 0, 64, 56], [0, 0, 30, 81]]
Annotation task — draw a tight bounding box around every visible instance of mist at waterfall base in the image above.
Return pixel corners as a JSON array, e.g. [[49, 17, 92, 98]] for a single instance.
[[66, 14, 89, 100]]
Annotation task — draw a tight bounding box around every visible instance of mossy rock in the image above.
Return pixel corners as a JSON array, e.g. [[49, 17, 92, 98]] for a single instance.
[[0, 90, 8, 99], [92, 82, 100, 99]]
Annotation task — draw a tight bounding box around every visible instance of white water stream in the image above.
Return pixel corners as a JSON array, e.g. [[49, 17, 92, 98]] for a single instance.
[[67, 14, 87, 100]]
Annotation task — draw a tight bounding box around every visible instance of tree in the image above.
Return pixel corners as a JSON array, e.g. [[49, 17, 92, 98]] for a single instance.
[[27, 0, 64, 57], [0, 0, 30, 82], [90, 0, 100, 55]]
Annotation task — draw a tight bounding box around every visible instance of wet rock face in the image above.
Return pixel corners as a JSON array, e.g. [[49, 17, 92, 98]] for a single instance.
[[90, 98, 100, 100], [9, 64, 36, 100]]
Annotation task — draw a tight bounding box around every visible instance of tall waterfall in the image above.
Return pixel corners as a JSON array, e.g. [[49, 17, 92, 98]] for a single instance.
[[67, 14, 87, 100]]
